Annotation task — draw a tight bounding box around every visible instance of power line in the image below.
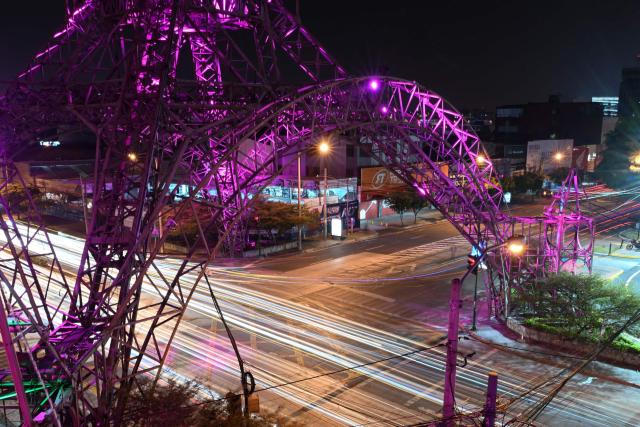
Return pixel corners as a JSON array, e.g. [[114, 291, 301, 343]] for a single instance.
[[121, 341, 447, 421], [505, 308, 640, 425], [465, 335, 587, 360]]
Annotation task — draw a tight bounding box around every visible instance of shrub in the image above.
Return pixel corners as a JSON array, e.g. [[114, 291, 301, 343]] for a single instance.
[[513, 273, 640, 341]]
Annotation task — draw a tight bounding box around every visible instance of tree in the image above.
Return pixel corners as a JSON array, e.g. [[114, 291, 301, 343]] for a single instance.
[[124, 378, 305, 427], [595, 117, 640, 188], [384, 192, 412, 225], [408, 193, 430, 224], [512, 273, 640, 339], [2, 183, 45, 219], [548, 167, 571, 185], [502, 171, 544, 195], [248, 198, 319, 244]]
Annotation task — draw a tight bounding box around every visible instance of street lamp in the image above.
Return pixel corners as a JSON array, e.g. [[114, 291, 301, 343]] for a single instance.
[[469, 235, 526, 331], [629, 153, 640, 172], [443, 233, 527, 424], [506, 239, 525, 256], [318, 140, 331, 155], [127, 152, 138, 162], [296, 140, 332, 248], [476, 154, 486, 166], [553, 152, 563, 161], [317, 139, 331, 240]]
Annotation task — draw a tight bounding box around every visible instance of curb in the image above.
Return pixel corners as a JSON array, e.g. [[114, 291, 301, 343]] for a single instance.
[[594, 252, 640, 260], [300, 232, 380, 254], [504, 319, 640, 369]]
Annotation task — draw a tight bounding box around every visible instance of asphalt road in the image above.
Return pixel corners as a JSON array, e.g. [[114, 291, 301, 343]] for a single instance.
[[3, 200, 640, 426]]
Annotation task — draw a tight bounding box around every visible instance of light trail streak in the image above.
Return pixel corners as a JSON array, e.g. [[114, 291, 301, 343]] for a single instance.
[[0, 223, 637, 426]]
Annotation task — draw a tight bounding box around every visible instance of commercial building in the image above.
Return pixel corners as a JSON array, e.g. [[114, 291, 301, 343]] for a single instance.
[[494, 96, 604, 176], [591, 96, 618, 117], [495, 96, 603, 147]]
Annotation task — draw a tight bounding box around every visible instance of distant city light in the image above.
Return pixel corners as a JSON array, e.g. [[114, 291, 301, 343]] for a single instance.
[[368, 79, 380, 91], [39, 140, 60, 147]]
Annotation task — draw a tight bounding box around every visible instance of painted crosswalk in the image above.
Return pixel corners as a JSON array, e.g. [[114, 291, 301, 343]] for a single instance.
[[322, 235, 470, 279], [393, 235, 470, 259]]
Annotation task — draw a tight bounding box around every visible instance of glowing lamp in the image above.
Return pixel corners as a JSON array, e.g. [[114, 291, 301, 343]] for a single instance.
[[318, 140, 331, 155], [368, 79, 380, 91], [476, 154, 486, 165], [507, 242, 525, 255], [633, 154, 640, 165], [380, 105, 388, 114], [553, 152, 563, 161], [127, 152, 138, 162]]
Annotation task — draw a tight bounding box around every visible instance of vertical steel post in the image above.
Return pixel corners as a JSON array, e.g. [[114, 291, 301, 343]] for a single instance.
[[323, 166, 328, 240], [483, 372, 498, 427], [442, 278, 461, 426], [297, 152, 302, 250], [472, 271, 479, 331], [79, 175, 89, 235], [0, 297, 33, 426]]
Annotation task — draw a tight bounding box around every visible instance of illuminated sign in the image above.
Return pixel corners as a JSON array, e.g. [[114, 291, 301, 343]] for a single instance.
[[331, 218, 342, 237], [39, 140, 61, 147]]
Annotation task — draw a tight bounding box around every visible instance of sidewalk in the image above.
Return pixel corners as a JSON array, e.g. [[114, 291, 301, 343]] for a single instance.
[[298, 229, 379, 253], [594, 237, 640, 259], [360, 209, 445, 232]]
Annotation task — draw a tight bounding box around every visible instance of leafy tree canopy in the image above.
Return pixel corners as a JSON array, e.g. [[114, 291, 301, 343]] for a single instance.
[[248, 198, 319, 237], [501, 171, 544, 194], [384, 191, 429, 224], [595, 117, 640, 188], [512, 273, 640, 339]]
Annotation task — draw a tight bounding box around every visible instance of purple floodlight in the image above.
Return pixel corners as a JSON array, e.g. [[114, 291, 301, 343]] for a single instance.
[[368, 78, 380, 91], [380, 105, 388, 114]]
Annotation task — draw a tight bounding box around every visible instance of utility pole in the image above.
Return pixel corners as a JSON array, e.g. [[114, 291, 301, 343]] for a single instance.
[[297, 152, 302, 250], [323, 166, 328, 240], [483, 372, 498, 427], [442, 278, 462, 426]]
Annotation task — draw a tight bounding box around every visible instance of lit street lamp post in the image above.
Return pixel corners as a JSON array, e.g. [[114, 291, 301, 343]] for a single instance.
[[443, 235, 525, 424], [323, 166, 328, 240], [317, 139, 331, 240]]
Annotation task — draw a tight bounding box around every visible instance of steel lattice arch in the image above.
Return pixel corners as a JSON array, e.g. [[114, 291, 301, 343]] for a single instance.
[[0, 1, 594, 424]]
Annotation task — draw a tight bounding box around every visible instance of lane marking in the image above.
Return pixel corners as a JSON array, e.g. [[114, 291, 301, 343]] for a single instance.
[[625, 268, 640, 287], [343, 288, 395, 303]]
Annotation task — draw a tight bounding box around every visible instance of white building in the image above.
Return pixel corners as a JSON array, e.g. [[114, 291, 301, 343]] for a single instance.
[[526, 139, 573, 174]]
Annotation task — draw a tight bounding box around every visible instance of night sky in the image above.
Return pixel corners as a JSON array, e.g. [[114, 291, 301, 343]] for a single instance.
[[2, 1, 640, 111]]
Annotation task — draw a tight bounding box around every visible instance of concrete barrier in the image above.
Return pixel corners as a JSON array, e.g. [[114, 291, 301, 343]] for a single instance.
[[506, 318, 640, 369]]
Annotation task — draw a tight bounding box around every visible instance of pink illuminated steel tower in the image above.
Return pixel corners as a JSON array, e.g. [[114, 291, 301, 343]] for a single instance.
[[0, 1, 592, 424]]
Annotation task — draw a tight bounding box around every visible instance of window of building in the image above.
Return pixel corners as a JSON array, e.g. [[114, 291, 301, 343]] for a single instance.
[[496, 107, 524, 118]]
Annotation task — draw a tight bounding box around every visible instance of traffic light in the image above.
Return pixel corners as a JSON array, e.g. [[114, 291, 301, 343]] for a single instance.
[[467, 254, 480, 274]]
